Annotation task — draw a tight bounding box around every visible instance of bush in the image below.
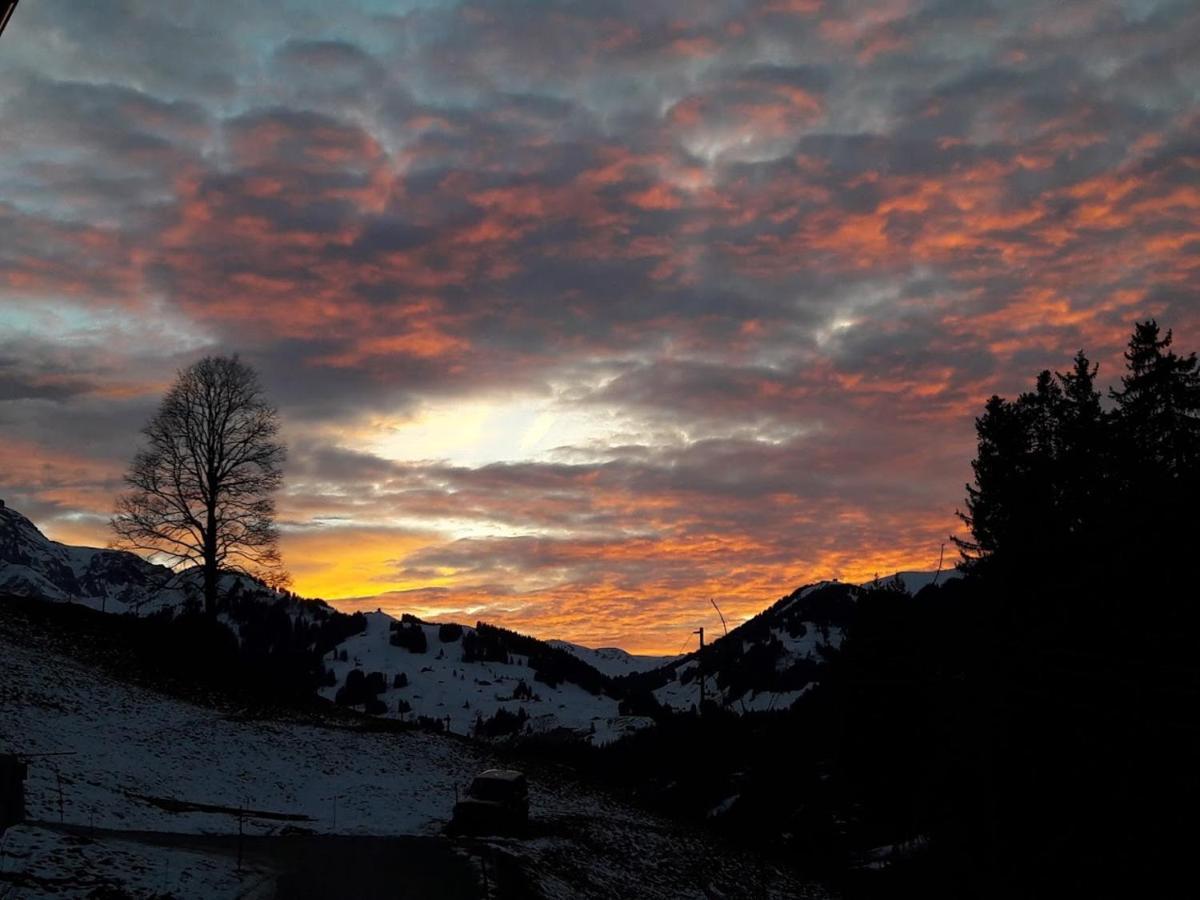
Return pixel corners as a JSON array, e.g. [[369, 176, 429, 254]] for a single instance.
[[393, 672, 408, 689], [389, 621, 428, 653], [364, 697, 388, 716], [619, 688, 663, 718], [334, 667, 388, 707], [365, 671, 387, 695], [473, 706, 529, 738]]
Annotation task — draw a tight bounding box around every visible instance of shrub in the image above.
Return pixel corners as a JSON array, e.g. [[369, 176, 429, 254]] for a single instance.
[[473, 706, 529, 738], [389, 621, 428, 653], [364, 697, 388, 716], [619, 688, 664, 718], [365, 671, 387, 695], [334, 667, 389, 707]]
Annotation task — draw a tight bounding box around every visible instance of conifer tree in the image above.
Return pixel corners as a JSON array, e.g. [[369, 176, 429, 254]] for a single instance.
[[1054, 351, 1107, 550], [956, 395, 1033, 570], [1110, 320, 1200, 477]]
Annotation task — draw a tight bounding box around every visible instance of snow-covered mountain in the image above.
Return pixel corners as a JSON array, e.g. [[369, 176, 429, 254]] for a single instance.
[[0, 499, 185, 613], [1, 498, 953, 743], [547, 640, 678, 677], [632, 572, 957, 716], [627, 581, 857, 715]]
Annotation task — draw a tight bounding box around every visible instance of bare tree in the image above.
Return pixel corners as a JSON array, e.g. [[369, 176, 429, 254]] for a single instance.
[[112, 355, 287, 616]]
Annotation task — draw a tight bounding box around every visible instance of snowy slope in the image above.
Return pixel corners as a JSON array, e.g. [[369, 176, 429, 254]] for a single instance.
[[318, 612, 652, 744], [546, 640, 677, 677], [0, 612, 826, 900], [0, 619, 482, 839]]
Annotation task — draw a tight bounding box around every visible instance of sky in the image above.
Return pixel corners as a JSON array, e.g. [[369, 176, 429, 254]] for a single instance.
[[0, 0, 1197, 652]]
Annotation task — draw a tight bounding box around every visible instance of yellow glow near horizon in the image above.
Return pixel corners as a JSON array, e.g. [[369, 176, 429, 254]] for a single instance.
[[280, 527, 446, 601]]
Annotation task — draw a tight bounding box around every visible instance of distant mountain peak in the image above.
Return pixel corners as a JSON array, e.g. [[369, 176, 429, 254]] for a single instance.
[[0, 499, 181, 612], [546, 640, 679, 676]]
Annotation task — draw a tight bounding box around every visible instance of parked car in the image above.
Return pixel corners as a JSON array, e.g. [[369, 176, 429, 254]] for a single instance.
[[449, 768, 529, 834]]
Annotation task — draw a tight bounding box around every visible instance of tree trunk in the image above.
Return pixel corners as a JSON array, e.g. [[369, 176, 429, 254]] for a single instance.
[[203, 505, 218, 617]]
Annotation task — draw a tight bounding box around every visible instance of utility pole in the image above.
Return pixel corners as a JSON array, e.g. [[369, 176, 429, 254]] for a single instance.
[[693, 627, 705, 715]]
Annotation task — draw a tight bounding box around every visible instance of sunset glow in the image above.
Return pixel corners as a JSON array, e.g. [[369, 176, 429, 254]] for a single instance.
[[2, 0, 1198, 651]]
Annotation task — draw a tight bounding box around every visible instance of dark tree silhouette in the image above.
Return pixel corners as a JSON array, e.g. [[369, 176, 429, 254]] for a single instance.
[[1055, 351, 1107, 546], [112, 355, 287, 616], [1110, 319, 1200, 476], [957, 349, 1113, 581], [954, 393, 1037, 571]]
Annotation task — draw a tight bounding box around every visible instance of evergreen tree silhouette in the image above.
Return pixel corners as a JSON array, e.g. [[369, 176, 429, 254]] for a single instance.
[[1111, 320, 1200, 477], [1108, 320, 1200, 604], [1053, 351, 1108, 568]]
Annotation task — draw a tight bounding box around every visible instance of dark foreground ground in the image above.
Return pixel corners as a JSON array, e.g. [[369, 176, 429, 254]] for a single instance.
[[17, 823, 484, 899]]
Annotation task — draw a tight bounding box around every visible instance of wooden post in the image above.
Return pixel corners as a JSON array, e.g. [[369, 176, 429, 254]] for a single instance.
[[693, 627, 705, 714]]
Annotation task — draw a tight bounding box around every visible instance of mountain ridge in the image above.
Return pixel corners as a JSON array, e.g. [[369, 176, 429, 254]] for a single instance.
[[1, 498, 948, 739]]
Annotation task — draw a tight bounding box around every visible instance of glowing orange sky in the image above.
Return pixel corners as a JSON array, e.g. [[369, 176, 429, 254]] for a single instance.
[[1, 0, 1198, 652]]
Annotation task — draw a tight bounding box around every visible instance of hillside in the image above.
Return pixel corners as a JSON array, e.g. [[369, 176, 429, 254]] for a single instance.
[[0, 499, 183, 613], [625, 571, 958, 717], [319, 612, 656, 744], [0, 598, 827, 899]]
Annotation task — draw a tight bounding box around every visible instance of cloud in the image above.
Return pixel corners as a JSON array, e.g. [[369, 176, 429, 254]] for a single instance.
[[1, 0, 1197, 649]]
